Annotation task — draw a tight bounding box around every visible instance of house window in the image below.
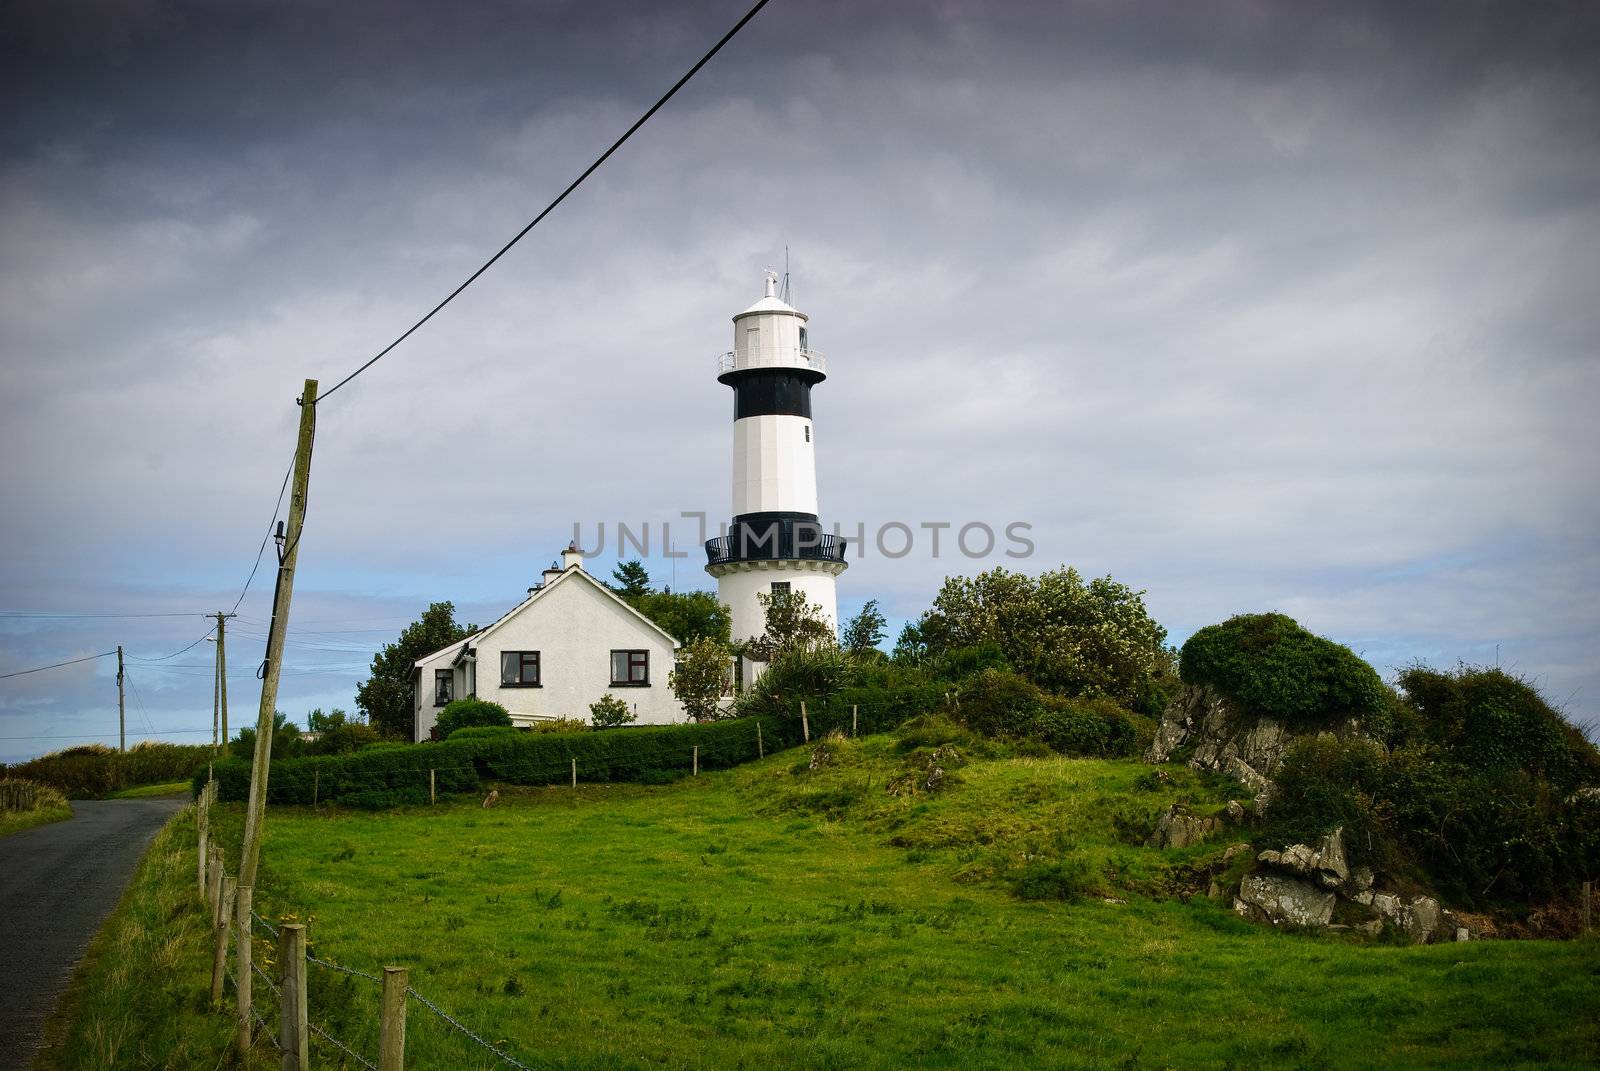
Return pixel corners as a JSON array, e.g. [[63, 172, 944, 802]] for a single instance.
[[610, 649, 649, 686], [770, 581, 791, 595], [501, 650, 541, 687], [434, 669, 453, 706]]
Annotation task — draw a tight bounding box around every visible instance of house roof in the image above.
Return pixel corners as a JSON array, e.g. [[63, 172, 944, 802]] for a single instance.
[[410, 566, 679, 670], [410, 630, 482, 672]]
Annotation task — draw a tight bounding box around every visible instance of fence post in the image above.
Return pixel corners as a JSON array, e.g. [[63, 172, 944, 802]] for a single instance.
[[236, 885, 254, 1056], [197, 801, 209, 899], [852, 704, 858, 738], [570, 758, 577, 788], [211, 876, 235, 1004], [430, 768, 437, 805], [207, 846, 223, 924], [1584, 880, 1592, 935], [279, 923, 308, 1071], [379, 966, 408, 1071], [313, 770, 319, 808], [693, 745, 699, 777], [801, 702, 809, 743], [757, 721, 763, 758]]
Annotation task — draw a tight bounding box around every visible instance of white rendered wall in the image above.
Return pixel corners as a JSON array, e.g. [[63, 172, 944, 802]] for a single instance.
[[717, 563, 840, 646], [732, 415, 817, 516], [414, 569, 683, 735], [413, 642, 468, 742]]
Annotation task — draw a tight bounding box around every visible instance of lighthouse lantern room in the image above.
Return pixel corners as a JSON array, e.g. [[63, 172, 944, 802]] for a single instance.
[[705, 272, 847, 682]]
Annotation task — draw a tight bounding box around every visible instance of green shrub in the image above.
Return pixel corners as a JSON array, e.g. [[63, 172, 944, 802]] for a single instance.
[[1008, 858, 1094, 901], [435, 698, 512, 739], [955, 669, 1048, 738], [7, 742, 213, 798], [1180, 613, 1387, 729], [531, 717, 591, 734], [231, 713, 305, 763], [444, 726, 522, 742], [589, 695, 636, 729], [306, 721, 382, 756], [1034, 698, 1140, 757], [737, 646, 856, 718]]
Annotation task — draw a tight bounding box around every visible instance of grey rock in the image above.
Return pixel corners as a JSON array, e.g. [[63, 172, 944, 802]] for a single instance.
[[1351, 866, 1375, 892], [1276, 844, 1320, 877], [1257, 849, 1282, 866], [1352, 889, 1374, 906], [1234, 873, 1336, 928], [1355, 919, 1383, 937], [1146, 805, 1221, 849], [1314, 827, 1350, 889], [1403, 896, 1442, 942], [1455, 927, 1470, 942], [1226, 799, 1248, 823], [1372, 892, 1403, 925], [1222, 842, 1253, 864]]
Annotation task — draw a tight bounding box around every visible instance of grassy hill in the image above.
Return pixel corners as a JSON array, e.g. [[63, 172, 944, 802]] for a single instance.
[[45, 727, 1600, 1070]]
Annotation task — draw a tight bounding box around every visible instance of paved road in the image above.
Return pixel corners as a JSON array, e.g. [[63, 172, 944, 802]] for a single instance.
[[0, 797, 186, 1071]]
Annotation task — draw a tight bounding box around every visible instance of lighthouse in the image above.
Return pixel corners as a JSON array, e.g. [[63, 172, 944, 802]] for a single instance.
[[705, 272, 847, 680]]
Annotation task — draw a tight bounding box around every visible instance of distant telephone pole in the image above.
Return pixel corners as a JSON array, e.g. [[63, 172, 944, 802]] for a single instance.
[[211, 611, 234, 750], [239, 379, 318, 890], [116, 645, 125, 753]]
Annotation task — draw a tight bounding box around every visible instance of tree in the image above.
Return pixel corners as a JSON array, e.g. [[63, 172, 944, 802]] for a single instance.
[[356, 602, 477, 741], [589, 694, 636, 729], [670, 636, 730, 722], [841, 599, 887, 657], [231, 711, 302, 762], [744, 589, 835, 662], [306, 707, 353, 732], [627, 589, 731, 644], [435, 697, 511, 739], [915, 565, 1169, 707], [610, 559, 653, 599]]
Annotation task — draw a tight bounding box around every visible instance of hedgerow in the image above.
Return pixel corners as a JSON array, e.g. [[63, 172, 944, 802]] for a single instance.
[[1179, 613, 1387, 729], [6, 742, 213, 798]]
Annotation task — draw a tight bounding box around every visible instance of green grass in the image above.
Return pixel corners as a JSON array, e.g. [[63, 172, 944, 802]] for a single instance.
[[0, 802, 72, 838], [173, 732, 1600, 1071], [102, 780, 191, 799], [33, 805, 275, 1071]]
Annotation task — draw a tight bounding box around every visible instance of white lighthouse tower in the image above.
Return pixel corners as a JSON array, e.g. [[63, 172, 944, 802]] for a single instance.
[[705, 272, 847, 678]]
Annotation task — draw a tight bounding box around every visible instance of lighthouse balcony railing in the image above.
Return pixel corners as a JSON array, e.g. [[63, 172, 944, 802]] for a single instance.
[[704, 530, 848, 566], [715, 349, 826, 376]]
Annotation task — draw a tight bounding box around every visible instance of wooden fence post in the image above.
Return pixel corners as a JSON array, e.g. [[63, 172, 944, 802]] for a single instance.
[[693, 745, 699, 777], [211, 876, 235, 1004], [1584, 880, 1592, 935], [379, 966, 408, 1071], [430, 768, 437, 805], [313, 770, 319, 808], [756, 721, 763, 758], [570, 758, 576, 788], [852, 704, 858, 738], [236, 885, 254, 1056], [207, 846, 223, 924], [801, 702, 809, 743], [197, 803, 209, 899], [279, 923, 308, 1071]]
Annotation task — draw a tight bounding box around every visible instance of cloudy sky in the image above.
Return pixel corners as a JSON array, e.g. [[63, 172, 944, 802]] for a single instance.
[[2, 0, 1596, 762]]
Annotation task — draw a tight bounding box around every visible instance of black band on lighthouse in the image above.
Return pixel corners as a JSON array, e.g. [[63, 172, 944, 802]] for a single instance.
[[725, 369, 815, 420]]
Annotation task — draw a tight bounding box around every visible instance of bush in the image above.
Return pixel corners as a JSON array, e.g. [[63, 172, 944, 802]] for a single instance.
[[435, 698, 512, 739], [1179, 613, 1387, 729], [6, 742, 212, 798], [0, 777, 69, 813], [735, 646, 856, 718], [531, 717, 591, 734], [197, 716, 804, 807], [955, 669, 1048, 738], [589, 695, 637, 729], [1034, 698, 1140, 758], [444, 726, 522, 742], [231, 713, 305, 763], [1008, 858, 1094, 901], [306, 721, 382, 756]]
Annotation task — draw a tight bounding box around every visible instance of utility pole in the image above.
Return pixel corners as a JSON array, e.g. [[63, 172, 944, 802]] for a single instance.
[[239, 379, 317, 890], [116, 645, 125, 753], [211, 611, 234, 750]]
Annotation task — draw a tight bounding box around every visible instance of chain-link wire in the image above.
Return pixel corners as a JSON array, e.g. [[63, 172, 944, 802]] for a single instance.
[[308, 1020, 379, 1071], [251, 910, 280, 938], [251, 957, 281, 996], [305, 952, 383, 983], [407, 986, 537, 1071]]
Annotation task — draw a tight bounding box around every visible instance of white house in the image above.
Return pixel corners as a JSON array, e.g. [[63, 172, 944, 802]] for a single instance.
[[411, 545, 683, 740]]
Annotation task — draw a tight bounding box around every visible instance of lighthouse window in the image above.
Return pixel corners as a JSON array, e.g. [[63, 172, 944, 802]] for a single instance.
[[770, 581, 791, 595], [804, 425, 811, 443], [799, 326, 809, 350], [611, 649, 650, 687]]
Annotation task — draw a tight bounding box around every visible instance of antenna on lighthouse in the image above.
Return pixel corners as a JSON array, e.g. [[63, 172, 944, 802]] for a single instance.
[[781, 245, 791, 304]]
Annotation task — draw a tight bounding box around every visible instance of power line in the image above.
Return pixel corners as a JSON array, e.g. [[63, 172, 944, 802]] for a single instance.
[[314, 0, 773, 403], [0, 650, 116, 681], [127, 625, 217, 663], [231, 457, 295, 615], [0, 728, 214, 741], [0, 610, 202, 619]]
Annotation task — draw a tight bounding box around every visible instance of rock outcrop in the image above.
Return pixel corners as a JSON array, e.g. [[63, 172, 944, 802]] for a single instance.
[[1145, 805, 1223, 849], [1146, 684, 1369, 801], [1234, 873, 1335, 927]]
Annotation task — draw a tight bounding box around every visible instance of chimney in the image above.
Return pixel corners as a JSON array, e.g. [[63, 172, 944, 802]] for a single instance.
[[540, 559, 562, 585], [561, 541, 583, 571]]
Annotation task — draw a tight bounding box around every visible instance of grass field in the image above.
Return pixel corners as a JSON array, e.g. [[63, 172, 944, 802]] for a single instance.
[[0, 801, 72, 838], [162, 730, 1600, 1071], [103, 780, 192, 799]]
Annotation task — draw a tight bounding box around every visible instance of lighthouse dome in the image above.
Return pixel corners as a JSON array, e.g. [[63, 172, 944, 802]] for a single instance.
[[720, 272, 824, 382]]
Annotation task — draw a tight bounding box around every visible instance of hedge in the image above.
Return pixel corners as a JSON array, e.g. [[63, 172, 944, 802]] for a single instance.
[[7, 742, 214, 799], [194, 715, 838, 807]]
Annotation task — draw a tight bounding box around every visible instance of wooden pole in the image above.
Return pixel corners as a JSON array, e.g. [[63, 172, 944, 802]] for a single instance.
[[852, 704, 858, 738], [757, 721, 763, 759], [116, 645, 125, 753], [279, 923, 309, 1071], [239, 379, 318, 892], [570, 758, 576, 788], [692, 745, 699, 777], [197, 795, 209, 898], [379, 966, 408, 1071], [1584, 880, 1592, 935], [211, 876, 235, 1004], [430, 768, 437, 805], [236, 885, 254, 1056], [800, 701, 809, 743], [312, 770, 319, 809], [217, 612, 232, 750], [212, 629, 221, 752], [208, 845, 223, 924]]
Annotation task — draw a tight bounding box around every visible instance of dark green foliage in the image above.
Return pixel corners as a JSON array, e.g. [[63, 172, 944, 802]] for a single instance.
[[1008, 858, 1093, 901], [1396, 664, 1600, 792], [840, 599, 888, 656], [306, 721, 381, 756], [735, 645, 856, 717], [626, 589, 732, 645], [610, 559, 653, 599], [956, 669, 1047, 739], [444, 726, 522, 742], [1180, 613, 1387, 728], [230, 711, 304, 762], [197, 717, 818, 806], [953, 670, 1142, 757], [356, 602, 477, 740], [1034, 699, 1140, 758], [589, 694, 636, 729], [437, 698, 512, 739], [6, 742, 213, 798], [935, 642, 1012, 682]]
